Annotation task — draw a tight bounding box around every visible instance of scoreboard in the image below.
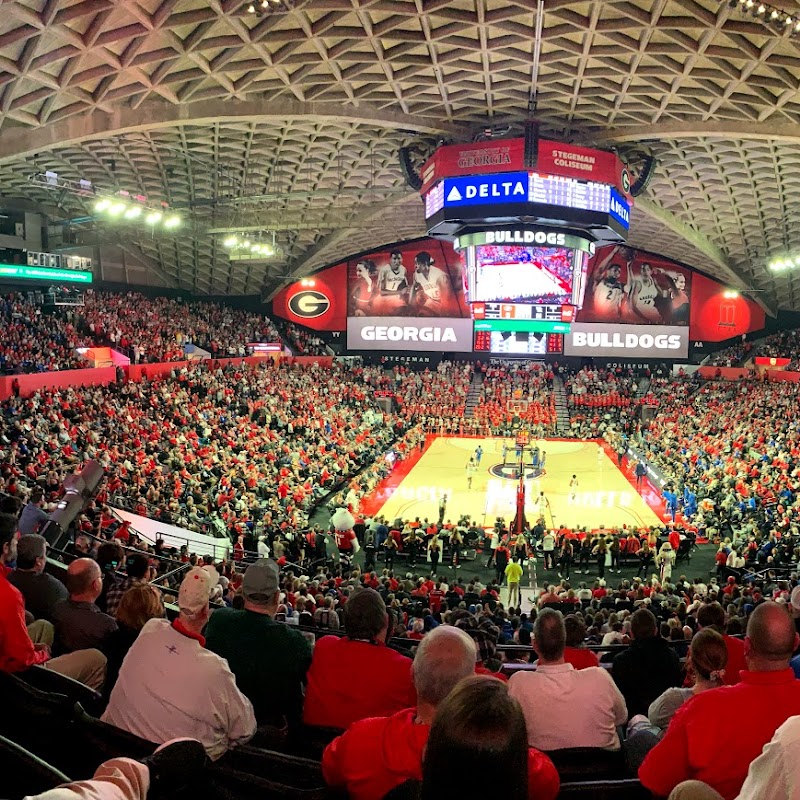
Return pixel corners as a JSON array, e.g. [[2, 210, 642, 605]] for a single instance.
[[528, 173, 611, 214]]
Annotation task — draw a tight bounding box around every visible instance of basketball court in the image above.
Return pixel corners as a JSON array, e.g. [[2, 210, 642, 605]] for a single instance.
[[371, 437, 664, 531]]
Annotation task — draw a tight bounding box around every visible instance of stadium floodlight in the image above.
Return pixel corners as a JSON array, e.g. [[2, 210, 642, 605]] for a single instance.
[[145, 210, 163, 224], [94, 198, 110, 212], [224, 236, 238, 247], [124, 205, 142, 219], [163, 215, 181, 228], [108, 201, 127, 216]]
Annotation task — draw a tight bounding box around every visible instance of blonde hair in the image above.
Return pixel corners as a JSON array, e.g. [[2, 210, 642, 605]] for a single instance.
[[116, 584, 165, 630]]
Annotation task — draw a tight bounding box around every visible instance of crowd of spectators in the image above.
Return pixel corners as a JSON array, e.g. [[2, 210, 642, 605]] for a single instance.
[[377, 361, 474, 433], [5, 290, 800, 797], [639, 378, 800, 536], [472, 361, 556, 434], [0, 360, 403, 540], [0, 290, 296, 374], [280, 322, 329, 356]]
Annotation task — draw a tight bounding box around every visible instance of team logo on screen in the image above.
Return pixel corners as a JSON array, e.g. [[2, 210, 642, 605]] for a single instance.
[[288, 290, 330, 319]]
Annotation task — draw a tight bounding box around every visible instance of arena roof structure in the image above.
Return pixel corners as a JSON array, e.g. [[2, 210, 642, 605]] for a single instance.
[[2, 0, 800, 313]]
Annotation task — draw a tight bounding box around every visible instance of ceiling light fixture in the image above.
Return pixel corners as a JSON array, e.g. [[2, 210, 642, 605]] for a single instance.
[[727, 0, 800, 37]]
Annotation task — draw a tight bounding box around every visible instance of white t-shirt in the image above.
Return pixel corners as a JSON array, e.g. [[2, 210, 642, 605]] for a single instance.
[[508, 663, 627, 751], [102, 618, 256, 760]]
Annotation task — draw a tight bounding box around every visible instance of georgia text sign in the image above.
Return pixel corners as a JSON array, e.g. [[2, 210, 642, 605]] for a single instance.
[[564, 322, 689, 359], [347, 317, 474, 352]]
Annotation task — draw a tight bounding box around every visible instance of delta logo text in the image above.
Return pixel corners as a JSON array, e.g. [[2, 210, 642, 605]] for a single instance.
[[288, 289, 331, 319], [443, 172, 529, 207]]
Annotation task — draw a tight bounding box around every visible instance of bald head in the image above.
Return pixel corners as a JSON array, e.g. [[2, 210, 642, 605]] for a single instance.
[[413, 626, 477, 706], [66, 558, 102, 600], [746, 602, 799, 669]]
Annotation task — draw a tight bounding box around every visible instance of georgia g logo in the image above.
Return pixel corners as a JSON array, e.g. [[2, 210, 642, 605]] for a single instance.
[[288, 289, 330, 319]]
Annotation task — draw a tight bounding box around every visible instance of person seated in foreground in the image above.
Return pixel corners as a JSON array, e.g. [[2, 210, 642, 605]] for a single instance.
[[0, 515, 107, 690], [7, 533, 68, 622], [384, 675, 556, 800], [303, 586, 416, 729], [22, 739, 208, 800], [508, 608, 627, 751], [612, 607, 682, 718], [322, 626, 480, 800], [205, 558, 312, 729], [639, 602, 800, 800], [51, 558, 118, 654], [696, 600, 747, 685], [667, 714, 800, 800], [103, 567, 256, 760]]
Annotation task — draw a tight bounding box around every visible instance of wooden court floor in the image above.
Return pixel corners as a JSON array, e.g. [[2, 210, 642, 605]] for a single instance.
[[374, 437, 664, 531]]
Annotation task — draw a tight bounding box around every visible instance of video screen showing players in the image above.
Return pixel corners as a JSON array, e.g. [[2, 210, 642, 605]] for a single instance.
[[472, 245, 574, 305], [347, 245, 468, 318], [581, 244, 692, 325]]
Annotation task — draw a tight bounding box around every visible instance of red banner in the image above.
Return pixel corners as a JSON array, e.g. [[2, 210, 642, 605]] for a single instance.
[[537, 140, 627, 190], [689, 274, 765, 343], [420, 139, 527, 193], [755, 356, 790, 368], [272, 262, 348, 332]]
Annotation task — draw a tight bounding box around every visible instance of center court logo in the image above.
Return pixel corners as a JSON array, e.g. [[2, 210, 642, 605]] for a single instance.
[[288, 289, 330, 319], [489, 463, 544, 481]]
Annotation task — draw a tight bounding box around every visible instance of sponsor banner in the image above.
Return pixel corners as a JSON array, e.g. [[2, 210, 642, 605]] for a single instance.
[[608, 188, 631, 230], [564, 323, 689, 359], [420, 139, 527, 193], [580, 245, 692, 326], [347, 317, 474, 352], [441, 172, 529, 208], [537, 140, 628, 193]]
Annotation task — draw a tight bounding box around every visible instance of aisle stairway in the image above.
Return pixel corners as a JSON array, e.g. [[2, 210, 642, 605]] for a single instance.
[[552, 375, 572, 434], [464, 370, 485, 418]]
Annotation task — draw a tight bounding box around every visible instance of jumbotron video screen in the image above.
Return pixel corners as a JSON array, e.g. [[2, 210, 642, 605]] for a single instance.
[[471, 245, 575, 305]]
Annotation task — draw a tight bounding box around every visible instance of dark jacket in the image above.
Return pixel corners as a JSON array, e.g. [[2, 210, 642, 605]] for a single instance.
[[612, 636, 682, 718]]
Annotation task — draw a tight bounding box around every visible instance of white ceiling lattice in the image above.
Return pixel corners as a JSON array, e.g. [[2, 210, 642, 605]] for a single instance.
[[0, 0, 798, 306]]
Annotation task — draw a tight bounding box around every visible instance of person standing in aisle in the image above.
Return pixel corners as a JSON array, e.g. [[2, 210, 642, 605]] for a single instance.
[[541, 528, 556, 571], [593, 537, 608, 580], [557, 539, 573, 580], [449, 528, 463, 570], [428, 534, 442, 576], [506, 558, 523, 608], [438, 494, 447, 526]]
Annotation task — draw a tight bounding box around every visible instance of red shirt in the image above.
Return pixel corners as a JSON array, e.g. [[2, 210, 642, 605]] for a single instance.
[[721, 635, 747, 686], [303, 637, 415, 729], [322, 707, 559, 800], [639, 668, 800, 800], [0, 571, 49, 673], [563, 646, 600, 670]]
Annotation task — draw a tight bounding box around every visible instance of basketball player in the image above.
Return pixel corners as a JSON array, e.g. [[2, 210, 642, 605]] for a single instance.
[[589, 246, 633, 320], [569, 474, 579, 502], [375, 251, 409, 315], [350, 259, 378, 317], [533, 490, 550, 522], [626, 262, 662, 323], [466, 458, 476, 489], [408, 252, 455, 316]]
